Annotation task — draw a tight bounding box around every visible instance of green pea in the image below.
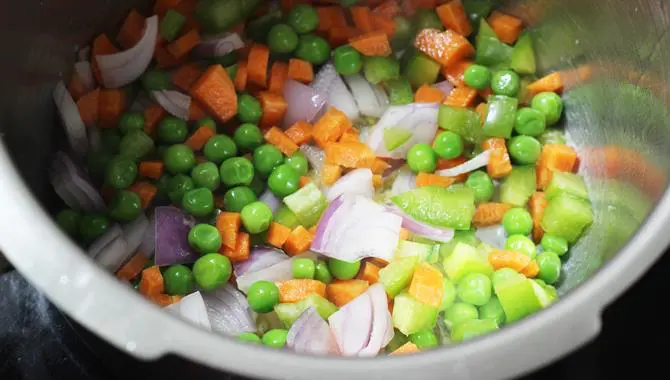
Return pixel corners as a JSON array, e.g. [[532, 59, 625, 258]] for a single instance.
[[100, 128, 122, 154], [413, 8, 443, 31], [407, 143, 437, 173], [106, 156, 137, 189], [508, 135, 541, 164], [363, 56, 400, 85], [333, 45, 363, 76], [505, 234, 537, 259], [118, 112, 145, 134], [502, 208, 533, 236], [464, 64, 491, 90], [262, 328, 288, 348], [223, 186, 257, 212], [204, 135, 237, 164], [167, 174, 195, 204], [491, 70, 521, 97], [531, 92, 563, 126], [238, 332, 262, 344], [268, 23, 299, 53], [191, 162, 221, 191], [540, 234, 569, 256], [444, 302, 478, 329], [456, 273, 492, 306], [188, 223, 222, 253], [433, 131, 464, 160], [78, 215, 110, 243], [141, 70, 171, 92], [328, 258, 360, 280], [192, 253, 232, 291], [220, 157, 255, 187], [479, 296, 506, 326], [514, 107, 546, 136], [157, 116, 188, 144], [284, 152, 309, 176], [536, 252, 561, 284], [109, 191, 142, 222], [56, 209, 81, 238], [491, 268, 523, 288], [465, 171, 494, 203], [240, 201, 273, 234], [409, 330, 438, 350], [237, 93, 263, 124], [286, 4, 319, 34], [295, 34, 330, 65], [163, 264, 195, 295], [314, 260, 332, 284], [292, 258, 316, 279], [164, 144, 196, 174], [247, 280, 280, 313], [268, 164, 300, 198], [440, 278, 457, 311], [234, 123, 264, 152], [119, 130, 154, 162], [253, 144, 284, 178], [182, 188, 214, 217]]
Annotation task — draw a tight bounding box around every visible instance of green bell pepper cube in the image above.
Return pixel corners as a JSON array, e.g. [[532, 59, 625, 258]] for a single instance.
[[483, 95, 518, 138]]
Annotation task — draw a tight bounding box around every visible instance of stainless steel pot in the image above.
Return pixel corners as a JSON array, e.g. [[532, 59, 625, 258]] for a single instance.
[[0, 0, 668, 379]]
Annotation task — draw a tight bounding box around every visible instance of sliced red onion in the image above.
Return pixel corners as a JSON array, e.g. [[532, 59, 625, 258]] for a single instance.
[[433, 80, 455, 97], [233, 246, 288, 278], [300, 144, 325, 177], [122, 213, 149, 256], [201, 284, 255, 335], [77, 45, 91, 61], [311, 195, 402, 262], [152, 90, 191, 120], [326, 168, 374, 202], [387, 205, 454, 243], [88, 224, 123, 257], [194, 32, 244, 58], [50, 152, 105, 212], [365, 103, 439, 159], [358, 284, 393, 356], [343, 74, 388, 118], [53, 81, 88, 157], [96, 15, 158, 88], [311, 63, 359, 121], [475, 225, 507, 250], [236, 252, 316, 293], [390, 167, 417, 197], [88, 126, 101, 152], [74, 61, 95, 92], [166, 292, 212, 331], [287, 307, 338, 356], [437, 150, 491, 177], [259, 190, 281, 213], [153, 206, 198, 266], [282, 79, 327, 128], [88, 225, 133, 272], [328, 288, 373, 356]]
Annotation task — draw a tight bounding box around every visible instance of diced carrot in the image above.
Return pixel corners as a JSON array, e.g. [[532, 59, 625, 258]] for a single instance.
[[117, 9, 145, 49], [144, 103, 166, 135], [222, 231, 250, 263], [266, 222, 292, 248], [258, 91, 288, 129], [154, 0, 181, 17], [285, 121, 313, 145], [442, 59, 473, 87], [373, 0, 401, 19], [521, 260, 540, 278], [299, 176, 311, 188], [265, 127, 300, 156], [415, 173, 455, 188], [234, 61, 248, 93], [482, 138, 513, 179], [390, 342, 420, 356], [399, 228, 411, 241], [488, 249, 532, 272], [167, 29, 200, 60], [325, 142, 376, 169], [139, 161, 165, 180], [443, 86, 478, 108], [351, 7, 374, 33], [277, 279, 327, 303], [98, 89, 126, 128], [529, 192, 547, 242], [268, 62, 289, 94], [116, 252, 149, 281], [216, 212, 240, 250], [287, 58, 314, 84], [473, 202, 512, 227], [527, 72, 564, 94], [68, 74, 88, 101], [308, 225, 318, 236], [436, 156, 469, 182], [188, 100, 207, 121], [487, 11, 523, 44], [172, 63, 203, 92], [313, 107, 351, 147], [536, 144, 578, 190], [408, 263, 444, 308], [326, 279, 370, 307], [321, 164, 342, 186], [316, 7, 347, 34], [350, 31, 392, 56], [149, 294, 183, 306], [154, 44, 186, 69], [414, 28, 474, 68], [371, 158, 391, 175], [415, 84, 446, 103], [247, 44, 270, 89], [284, 226, 313, 256], [373, 174, 383, 189], [339, 128, 360, 143], [436, 0, 472, 36], [139, 266, 164, 296], [372, 14, 397, 38], [359, 261, 381, 284], [76, 88, 100, 127], [129, 181, 158, 209], [185, 125, 215, 151], [475, 102, 488, 124], [173, 0, 199, 32], [329, 26, 361, 47], [190, 64, 237, 124], [91, 34, 118, 84]]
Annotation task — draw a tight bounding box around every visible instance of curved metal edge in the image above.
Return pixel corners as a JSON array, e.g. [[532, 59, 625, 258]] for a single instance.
[[1, 140, 669, 380]]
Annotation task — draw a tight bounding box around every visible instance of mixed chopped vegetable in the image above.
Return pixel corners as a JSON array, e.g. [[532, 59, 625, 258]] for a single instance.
[[51, 0, 592, 357]]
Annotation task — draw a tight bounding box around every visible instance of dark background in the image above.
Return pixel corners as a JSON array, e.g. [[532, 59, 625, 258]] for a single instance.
[[1, 250, 666, 380]]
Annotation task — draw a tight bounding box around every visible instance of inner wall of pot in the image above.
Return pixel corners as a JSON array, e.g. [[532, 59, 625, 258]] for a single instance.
[[1, 0, 669, 293]]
